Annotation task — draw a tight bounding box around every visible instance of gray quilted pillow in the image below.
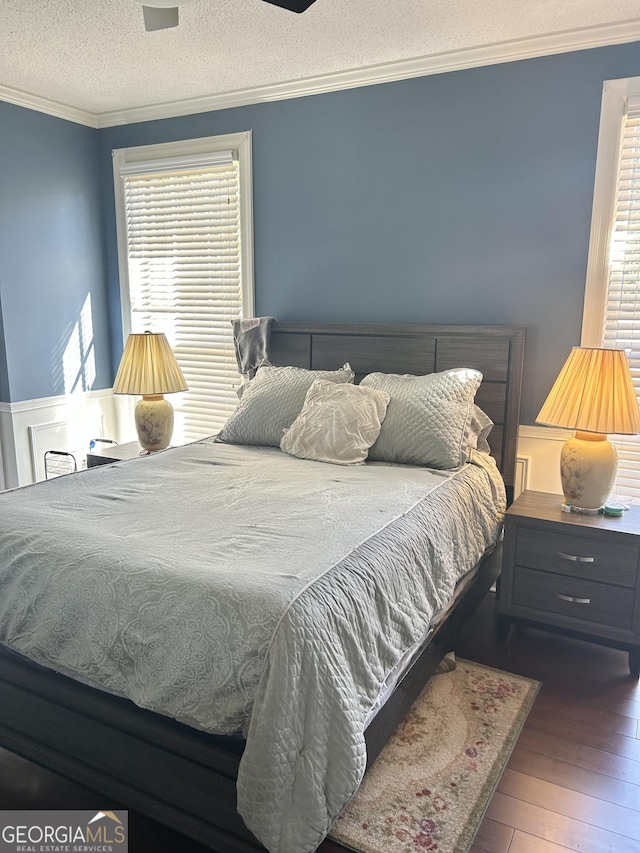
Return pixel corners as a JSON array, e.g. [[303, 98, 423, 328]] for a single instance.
[[361, 368, 483, 468], [218, 363, 355, 447]]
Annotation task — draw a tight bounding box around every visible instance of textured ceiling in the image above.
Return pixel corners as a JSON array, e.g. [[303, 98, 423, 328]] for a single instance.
[[2, 0, 640, 121]]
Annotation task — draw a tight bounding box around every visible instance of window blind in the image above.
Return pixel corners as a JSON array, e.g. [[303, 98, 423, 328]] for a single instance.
[[121, 155, 244, 443], [603, 95, 640, 500]]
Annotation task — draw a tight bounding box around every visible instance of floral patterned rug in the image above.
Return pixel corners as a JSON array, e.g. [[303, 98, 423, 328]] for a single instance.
[[329, 658, 540, 853]]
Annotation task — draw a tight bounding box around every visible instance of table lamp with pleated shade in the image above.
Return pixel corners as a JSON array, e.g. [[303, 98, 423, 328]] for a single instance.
[[113, 332, 188, 452], [536, 347, 640, 513]]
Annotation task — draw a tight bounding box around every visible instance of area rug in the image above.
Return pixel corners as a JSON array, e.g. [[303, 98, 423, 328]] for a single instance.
[[329, 658, 540, 853]]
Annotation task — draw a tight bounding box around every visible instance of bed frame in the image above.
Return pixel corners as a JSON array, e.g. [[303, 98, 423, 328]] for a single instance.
[[0, 322, 525, 853]]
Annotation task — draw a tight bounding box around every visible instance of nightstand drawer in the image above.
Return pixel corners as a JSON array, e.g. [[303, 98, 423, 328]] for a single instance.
[[512, 567, 635, 631], [515, 527, 639, 588], [500, 491, 640, 676]]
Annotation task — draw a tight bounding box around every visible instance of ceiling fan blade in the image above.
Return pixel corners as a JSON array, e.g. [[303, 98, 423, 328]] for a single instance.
[[142, 5, 179, 30], [262, 0, 317, 11]]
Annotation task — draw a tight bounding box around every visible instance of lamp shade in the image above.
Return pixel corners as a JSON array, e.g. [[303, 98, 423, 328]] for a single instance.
[[113, 332, 188, 397], [536, 347, 640, 435], [537, 347, 640, 513]]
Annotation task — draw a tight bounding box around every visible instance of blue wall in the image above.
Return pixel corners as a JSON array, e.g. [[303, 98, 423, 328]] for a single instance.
[[3, 41, 640, 423], [0, 101, 108, 403], [98, 41, 640, 424]]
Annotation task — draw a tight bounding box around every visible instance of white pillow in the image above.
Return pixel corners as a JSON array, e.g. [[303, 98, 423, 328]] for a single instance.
[[361, 368, 483, 468], [280, 379, 390, 465], [218, 363, 354, 447]]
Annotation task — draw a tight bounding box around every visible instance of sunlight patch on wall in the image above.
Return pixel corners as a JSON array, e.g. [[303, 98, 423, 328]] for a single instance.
[[62, 293, 96, 394]]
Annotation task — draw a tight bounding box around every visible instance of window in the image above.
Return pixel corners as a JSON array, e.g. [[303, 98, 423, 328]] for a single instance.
[[113, 132, 254, 443], [583, 78, 640, 499]]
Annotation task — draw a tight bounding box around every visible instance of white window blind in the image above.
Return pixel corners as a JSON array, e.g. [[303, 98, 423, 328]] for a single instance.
[[119, 152, 245, 443], [602, 95, 640, 500]]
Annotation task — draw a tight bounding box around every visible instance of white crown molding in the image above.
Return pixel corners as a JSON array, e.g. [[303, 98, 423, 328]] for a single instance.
[[0, 84, 97, 128], [2, 18, 640, 129], [97, 18, 640, 128]]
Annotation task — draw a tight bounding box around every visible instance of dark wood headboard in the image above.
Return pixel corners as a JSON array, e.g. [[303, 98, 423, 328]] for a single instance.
[[269, 322, 525, 502]]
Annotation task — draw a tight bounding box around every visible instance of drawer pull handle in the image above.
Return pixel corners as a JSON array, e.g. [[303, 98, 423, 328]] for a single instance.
[[556, 593, 591, 605], [557, 551, 595, 563]]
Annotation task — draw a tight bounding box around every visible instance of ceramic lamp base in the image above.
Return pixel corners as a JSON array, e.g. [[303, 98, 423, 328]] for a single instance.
[[134, 395, 174, 452], [560, 431, 617, 513]]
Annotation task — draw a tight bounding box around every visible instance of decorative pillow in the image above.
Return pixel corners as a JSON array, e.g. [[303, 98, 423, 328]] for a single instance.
[[361, 368, 483, 468], [466, 405, 494, 455], [280, 380, 390, 465], [217, 363, 355, 447]]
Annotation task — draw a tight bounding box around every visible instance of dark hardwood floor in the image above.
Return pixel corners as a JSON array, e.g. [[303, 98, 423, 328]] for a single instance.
[[1, 590, 639, 852], [458, 592, 640, 853]]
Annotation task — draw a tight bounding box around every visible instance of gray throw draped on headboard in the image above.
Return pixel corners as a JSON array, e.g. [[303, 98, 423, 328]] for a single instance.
[[232, 317, 273, 381]]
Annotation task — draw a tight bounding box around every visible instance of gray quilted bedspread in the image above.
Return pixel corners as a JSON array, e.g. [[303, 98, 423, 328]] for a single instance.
[[0, 440, 505, 853]]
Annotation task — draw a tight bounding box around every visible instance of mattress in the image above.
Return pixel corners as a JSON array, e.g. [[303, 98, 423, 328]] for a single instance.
[[0, 439, 505, 853]]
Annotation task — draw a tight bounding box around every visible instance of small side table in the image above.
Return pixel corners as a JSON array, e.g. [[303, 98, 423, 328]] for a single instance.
[[498, 490, 640, 677], [86, 440, 145, 468]]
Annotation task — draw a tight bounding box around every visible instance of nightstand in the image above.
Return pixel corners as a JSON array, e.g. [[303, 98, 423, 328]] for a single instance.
[[498, 489, 640, 677], [86, 440, 145, 468]]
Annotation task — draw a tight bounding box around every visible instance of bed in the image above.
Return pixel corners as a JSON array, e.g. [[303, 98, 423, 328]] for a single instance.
[[0, 321, 524, 853]]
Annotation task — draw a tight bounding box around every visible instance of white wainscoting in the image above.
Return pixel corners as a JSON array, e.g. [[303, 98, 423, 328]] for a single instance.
[[516, 424, 568, 496], [514, 455, 530, 499], [0, 390, 120, 489]]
